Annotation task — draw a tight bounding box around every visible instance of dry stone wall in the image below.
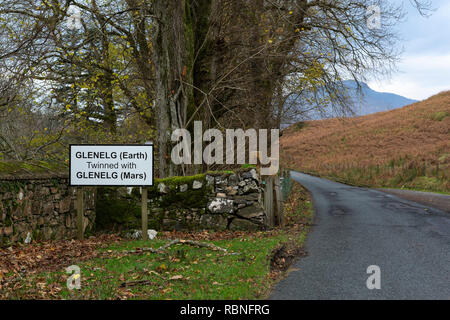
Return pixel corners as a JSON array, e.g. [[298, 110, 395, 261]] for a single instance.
[[146, 168, 267, 231], [0, 162, 267, 245], [0, 162, 95, 246]]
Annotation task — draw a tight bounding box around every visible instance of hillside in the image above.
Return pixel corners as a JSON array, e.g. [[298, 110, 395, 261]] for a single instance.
[[281, 91, 450, 192]]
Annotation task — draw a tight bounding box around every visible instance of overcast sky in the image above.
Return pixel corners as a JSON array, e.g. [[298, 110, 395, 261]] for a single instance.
[[368, 0, 450, 101]]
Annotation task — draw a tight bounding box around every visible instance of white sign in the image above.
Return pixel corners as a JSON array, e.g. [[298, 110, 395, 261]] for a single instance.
[[70, 145, 154, 186]]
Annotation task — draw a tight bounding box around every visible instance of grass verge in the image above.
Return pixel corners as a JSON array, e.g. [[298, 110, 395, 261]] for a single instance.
[[293, 165, 449, 194]]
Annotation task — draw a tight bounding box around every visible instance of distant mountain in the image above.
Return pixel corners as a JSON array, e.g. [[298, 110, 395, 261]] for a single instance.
[[342, 80, 418, 116], [284, 80, 418, 123]]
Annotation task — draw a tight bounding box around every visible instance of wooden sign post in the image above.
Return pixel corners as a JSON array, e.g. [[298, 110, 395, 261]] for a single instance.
[[141, 187, 148, 241], [77, 187, 84, 240]]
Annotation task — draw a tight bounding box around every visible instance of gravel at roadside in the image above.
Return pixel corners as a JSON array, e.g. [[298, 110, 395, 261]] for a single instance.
[[379, 188, 450, 213]]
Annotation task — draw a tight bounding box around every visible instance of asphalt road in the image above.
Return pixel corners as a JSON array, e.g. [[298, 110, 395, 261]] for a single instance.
[[270, 171, 450, 300]]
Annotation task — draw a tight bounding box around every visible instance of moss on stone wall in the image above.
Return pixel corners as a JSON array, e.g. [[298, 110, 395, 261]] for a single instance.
[[96, 174, 212, 232], [154, 174, 206, 187], [95, 187, 141, 231], [148, 174, 209, 209], [152, 187, 207, 209], [0, 161, 68, 179], [0, 180, 26, 193]]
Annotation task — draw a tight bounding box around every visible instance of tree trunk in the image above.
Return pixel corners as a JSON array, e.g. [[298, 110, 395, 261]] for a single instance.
[[152, 0, 195, 178]]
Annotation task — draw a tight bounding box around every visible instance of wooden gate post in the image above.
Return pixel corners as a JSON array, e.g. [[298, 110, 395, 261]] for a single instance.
[[274, 175, 284, 227], [264, 176, 274, 227]]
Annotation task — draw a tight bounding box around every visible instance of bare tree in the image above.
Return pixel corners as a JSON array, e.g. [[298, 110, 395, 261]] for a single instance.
[[0, 0, 432, 174]]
